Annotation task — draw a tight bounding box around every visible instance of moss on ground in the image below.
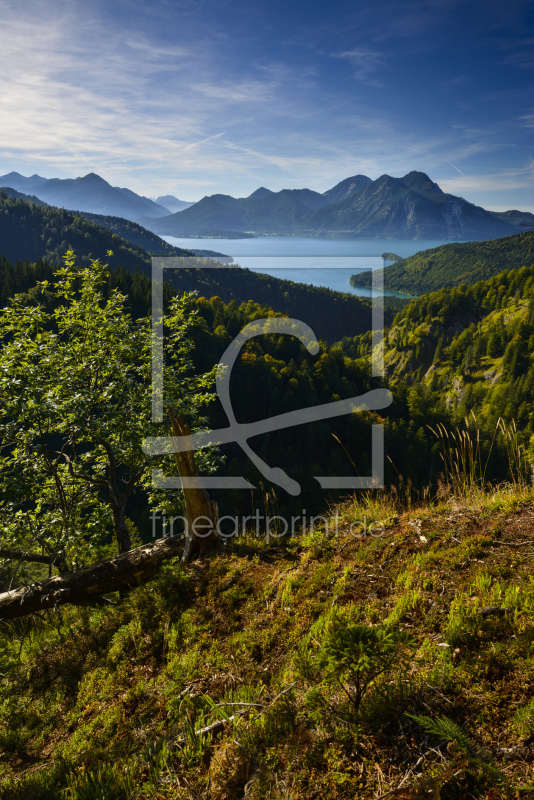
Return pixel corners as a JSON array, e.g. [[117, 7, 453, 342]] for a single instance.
[[1, 488, 534, 798]]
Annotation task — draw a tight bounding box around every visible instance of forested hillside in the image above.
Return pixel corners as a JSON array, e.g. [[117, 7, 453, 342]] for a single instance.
[[0, 193, 191, 274], [0, 195, 382, 343], [0, 189, 227, 260], [2, 234, 534, 799], [351, 230, 534, 294], [343, 264, 534, 459], [0, 255, 428, 527], [0, 251, 523, 537], [73, 210, 229, 260], [0, 186, 46, 206]]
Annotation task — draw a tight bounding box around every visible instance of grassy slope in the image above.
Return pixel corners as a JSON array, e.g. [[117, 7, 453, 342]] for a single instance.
[[2, 488, 534, 799], [351, 231, 534, 295]]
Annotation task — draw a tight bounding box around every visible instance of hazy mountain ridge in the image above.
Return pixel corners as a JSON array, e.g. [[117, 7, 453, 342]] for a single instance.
[[143, 186, 331, 236], [155, 194, 194, 213], [0, 193, 195, 274], [490, 209, 534, 229], [1, 168, 527, 242], [0, 186, 46, 206], [0, 171, 172, 222], [143, 170, 519, 241], [0, 188, 227, 261], [294, 171, 516, 240]]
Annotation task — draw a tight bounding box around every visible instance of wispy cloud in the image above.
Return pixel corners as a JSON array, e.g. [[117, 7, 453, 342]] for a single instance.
[[333, 48, 386, 87], [446, 161, 465, 176], [0, 0, 531, 208], [439, 165, 534, 195], [191, 81, 277, 103]]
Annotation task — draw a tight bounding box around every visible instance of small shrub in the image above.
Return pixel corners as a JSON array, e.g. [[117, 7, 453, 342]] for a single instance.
[[322, 616, 416, 713]]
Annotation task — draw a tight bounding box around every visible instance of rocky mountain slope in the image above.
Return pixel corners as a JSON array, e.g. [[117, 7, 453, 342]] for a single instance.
[[144, 171, 518, 241], [295, 171, 516, 240]]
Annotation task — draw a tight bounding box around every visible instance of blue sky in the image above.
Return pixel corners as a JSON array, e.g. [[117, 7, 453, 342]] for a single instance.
[[0, 0, 533, 210]]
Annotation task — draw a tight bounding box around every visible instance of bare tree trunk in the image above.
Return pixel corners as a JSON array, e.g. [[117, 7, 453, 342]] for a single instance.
[[110, 502, 132, 554], [167, 408, 219, 561], [0, 413, 222, 620]]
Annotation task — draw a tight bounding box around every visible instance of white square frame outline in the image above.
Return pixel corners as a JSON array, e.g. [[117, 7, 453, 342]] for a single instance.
[[150, 256, 386, 490]]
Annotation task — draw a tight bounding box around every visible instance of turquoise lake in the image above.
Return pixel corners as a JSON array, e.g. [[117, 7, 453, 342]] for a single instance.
[[161, 235, 460, 297]]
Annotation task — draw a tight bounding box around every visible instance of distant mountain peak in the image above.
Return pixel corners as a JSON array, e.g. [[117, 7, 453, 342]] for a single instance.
[[155, 194, 194, 214], [0, 170, 171, 221], [322, 174, 372, 204], [0, 171, 48, 189], [81, 172, 109, 183], [401, 170, 443, 195], [248, 187, 274, 199], [157, 194, 181, 204]]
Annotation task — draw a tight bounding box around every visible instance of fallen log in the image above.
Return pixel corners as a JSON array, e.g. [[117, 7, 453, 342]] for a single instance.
[[0, 410, 221, 621], [0, 533, 187, 622]]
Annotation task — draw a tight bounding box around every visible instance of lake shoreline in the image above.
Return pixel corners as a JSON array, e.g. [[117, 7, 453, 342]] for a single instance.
[[161, 234, 457, 297]]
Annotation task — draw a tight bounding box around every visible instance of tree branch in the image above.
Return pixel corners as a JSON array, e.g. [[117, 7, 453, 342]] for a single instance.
[[0, 549, 52, 565]]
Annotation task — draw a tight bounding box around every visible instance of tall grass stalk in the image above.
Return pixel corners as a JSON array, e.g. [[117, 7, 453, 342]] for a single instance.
[[428, 412, 530, 497], [427, 412, 483, 496], [497, 417, 530, 488]]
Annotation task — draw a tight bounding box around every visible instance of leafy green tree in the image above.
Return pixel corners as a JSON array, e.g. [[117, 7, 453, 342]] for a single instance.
[[486, 329, 504, 358], [0, 252, 214, 577], [433, 335, 444, 364]]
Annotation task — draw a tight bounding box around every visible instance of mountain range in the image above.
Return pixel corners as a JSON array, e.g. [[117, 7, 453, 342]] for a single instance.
[[1, 169, 532, 241], [0, 172, 183, 221], [154, 195, 194, 213], [142, 170, 522, 241], [141, 184, 335, 237], [293, 172, 519, 240], [0, 191, 194, 273], [0, 187, 227, 262]]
